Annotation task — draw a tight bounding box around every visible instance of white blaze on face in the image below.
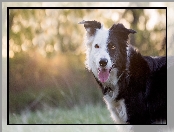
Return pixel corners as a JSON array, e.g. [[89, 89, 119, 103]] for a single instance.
[[87, 27, 112, 83]]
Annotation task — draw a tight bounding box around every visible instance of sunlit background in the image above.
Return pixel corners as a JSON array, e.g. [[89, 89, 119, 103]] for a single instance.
[[2, 2, 174, 131]]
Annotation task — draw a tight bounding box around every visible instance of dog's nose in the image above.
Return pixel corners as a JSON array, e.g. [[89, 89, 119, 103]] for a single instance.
[[99, 58, 108, 67]]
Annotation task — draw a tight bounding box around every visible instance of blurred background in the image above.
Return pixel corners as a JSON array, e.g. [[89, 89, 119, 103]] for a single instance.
[[2, 2, 173, 125]]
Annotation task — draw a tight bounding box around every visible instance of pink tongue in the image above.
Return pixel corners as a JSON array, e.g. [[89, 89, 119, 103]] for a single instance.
[[98, 69, 110, 83]]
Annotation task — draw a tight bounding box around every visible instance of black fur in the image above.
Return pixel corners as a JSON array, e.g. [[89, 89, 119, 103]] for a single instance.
[[79, 20, 101, 36], [110, 23, 136, 40]]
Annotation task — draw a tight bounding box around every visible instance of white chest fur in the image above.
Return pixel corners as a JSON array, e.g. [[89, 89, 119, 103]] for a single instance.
[[103, 94, 128, 124]]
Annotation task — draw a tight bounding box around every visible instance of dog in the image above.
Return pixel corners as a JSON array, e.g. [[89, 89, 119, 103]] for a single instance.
[[79, 20, 166, 125]]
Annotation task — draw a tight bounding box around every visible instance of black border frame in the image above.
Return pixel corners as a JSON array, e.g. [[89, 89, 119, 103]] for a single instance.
[[7, 6, 167, 126]]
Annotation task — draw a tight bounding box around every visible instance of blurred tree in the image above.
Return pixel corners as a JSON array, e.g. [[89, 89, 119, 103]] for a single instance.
[[121, 9, 166, 56]]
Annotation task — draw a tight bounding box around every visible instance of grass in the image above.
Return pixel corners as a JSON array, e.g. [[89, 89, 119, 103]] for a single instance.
[[9, 104, 114, 124]]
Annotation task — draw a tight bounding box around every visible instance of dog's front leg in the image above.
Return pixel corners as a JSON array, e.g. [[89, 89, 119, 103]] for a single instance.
[[104, 94, 133, 131], [103, 93, 126, 124]]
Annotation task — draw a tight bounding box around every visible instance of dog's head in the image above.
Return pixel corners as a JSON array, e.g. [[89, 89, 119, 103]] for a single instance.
[[79, 20, 136, 83]]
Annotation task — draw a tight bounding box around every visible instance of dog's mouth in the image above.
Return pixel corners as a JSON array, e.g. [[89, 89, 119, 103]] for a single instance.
[[98, 67, 114, 83], [97, 64, 116, 83], [98, 68, 110, 83]]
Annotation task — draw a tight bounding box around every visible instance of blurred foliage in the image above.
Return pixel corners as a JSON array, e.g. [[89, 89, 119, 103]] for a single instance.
[[9, 8, 166, 113], [9, 9, 166, 57]]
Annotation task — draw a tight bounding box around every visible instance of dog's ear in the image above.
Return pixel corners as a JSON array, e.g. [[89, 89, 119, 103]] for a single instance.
[[79, 20, 102, 36], [110, 23, 136, 40]]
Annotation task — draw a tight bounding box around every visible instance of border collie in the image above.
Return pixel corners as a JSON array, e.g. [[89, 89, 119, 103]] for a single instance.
[[79, 20, 166, 125]]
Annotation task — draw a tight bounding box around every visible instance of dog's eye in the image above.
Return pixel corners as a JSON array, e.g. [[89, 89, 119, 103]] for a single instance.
[[108, 43, 116, 50], [94, 44, 99, 48], [111, 45, 116, 50]]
